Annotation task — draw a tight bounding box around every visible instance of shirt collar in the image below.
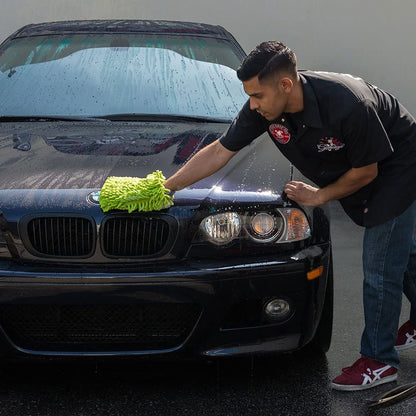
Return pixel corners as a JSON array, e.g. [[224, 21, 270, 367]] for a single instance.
[[298, 73, 323, 129]]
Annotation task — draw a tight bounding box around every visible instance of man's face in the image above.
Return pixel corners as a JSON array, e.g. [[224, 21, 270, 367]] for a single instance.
[[242, 76, 289, 121]]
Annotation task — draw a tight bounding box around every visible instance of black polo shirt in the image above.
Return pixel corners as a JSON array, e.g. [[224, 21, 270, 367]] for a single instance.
[[220, 70, 416, 227]]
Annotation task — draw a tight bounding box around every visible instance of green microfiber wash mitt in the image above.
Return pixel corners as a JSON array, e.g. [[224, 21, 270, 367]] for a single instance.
[[99, 170, 174, 213]]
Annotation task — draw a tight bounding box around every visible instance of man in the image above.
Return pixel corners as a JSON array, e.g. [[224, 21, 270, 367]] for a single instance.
[[164, 41, 416, 391]]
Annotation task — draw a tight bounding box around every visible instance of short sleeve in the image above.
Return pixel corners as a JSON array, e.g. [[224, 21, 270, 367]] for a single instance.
[[219, 100, 267, 151], [342, 100, 394, 168]]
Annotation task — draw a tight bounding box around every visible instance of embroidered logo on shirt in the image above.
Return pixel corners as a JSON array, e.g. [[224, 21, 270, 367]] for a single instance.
[[269, 124, 291, 144], [317, 137, 345, 152]]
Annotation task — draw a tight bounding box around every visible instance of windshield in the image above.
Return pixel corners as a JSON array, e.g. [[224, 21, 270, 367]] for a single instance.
[[0, 34, 247, 121]]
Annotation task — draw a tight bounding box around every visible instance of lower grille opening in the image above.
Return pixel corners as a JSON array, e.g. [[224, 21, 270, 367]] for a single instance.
[[0, 304, 201, 352]]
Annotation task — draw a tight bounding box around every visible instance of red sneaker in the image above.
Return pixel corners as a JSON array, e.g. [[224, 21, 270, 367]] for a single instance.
[[395, 320, 416, 351], [331, 357, 397, 391]]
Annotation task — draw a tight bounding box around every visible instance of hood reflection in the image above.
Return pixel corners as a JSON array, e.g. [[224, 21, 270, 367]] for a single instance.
[[12, 130, 217, 165], [0, 122, 291, 196]]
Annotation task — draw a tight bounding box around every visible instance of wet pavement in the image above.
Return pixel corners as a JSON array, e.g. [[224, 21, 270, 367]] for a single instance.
[[1, 202, 415, 416]]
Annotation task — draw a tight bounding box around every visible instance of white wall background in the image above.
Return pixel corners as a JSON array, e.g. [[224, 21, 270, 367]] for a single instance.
[[1, 0, 415, 112]]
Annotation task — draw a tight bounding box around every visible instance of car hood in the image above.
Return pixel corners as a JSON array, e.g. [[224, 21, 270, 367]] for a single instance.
[[0, 121, 291, 207]]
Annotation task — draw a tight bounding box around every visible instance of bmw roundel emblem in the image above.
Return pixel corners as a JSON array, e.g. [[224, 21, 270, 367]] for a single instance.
[[87, 191, 101, 205]]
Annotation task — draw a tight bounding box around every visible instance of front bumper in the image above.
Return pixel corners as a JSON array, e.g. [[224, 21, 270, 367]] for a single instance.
[[0, 243, 331, 358]]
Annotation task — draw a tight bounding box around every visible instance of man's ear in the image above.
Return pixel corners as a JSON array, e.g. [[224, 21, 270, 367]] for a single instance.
[[279, 77, 294, 93]]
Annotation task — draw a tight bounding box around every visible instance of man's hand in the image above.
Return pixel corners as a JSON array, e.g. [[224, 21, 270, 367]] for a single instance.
[[284, 181, 323, 206], [284, 163, 378, 207]]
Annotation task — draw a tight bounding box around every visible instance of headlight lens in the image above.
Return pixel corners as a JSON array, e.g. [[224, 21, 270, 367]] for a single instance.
[[201, 212, 241, 245], [249, 213, 283, 242]]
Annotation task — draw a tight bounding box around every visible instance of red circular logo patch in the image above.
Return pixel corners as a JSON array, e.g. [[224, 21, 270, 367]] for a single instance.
[[269, 124, 290, 144]]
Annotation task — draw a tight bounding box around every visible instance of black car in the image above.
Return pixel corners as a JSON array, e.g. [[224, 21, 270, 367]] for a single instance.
[[0, 20, 332, 358]]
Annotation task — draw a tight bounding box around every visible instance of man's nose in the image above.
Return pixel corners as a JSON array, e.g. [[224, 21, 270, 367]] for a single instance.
[[249, 97, 259, 110]]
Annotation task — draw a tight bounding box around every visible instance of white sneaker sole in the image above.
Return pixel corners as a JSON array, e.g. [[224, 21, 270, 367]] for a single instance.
[[395, 340, 416, 351], [331, 373, 398, 391]]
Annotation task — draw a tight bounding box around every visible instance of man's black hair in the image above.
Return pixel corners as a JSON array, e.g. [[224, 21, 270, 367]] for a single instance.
[[236, 41, 297, 82]]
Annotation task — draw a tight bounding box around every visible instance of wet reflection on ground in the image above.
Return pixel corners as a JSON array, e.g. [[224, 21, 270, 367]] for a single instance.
[[1, 349, 416, 416], [1, 334, 416, 415], [0, 351, 332, 416]]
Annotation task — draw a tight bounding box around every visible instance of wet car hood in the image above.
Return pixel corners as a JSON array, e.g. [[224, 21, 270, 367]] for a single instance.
[[0, 121, 291, 207]]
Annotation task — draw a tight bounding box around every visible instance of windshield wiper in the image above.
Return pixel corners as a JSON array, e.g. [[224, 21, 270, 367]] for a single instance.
[[100, 113, 231, 123], [0, 115, 110, 122]]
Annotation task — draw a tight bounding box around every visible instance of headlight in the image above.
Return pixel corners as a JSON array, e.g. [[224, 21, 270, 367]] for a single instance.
[[199, 208, 311, 245], [201, 212, 241, 245], [248, 212, 283, 242]]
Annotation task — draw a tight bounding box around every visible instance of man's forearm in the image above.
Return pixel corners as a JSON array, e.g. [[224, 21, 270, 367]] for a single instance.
[[316, 163, 378, 204], [164, 139, 237, 191]]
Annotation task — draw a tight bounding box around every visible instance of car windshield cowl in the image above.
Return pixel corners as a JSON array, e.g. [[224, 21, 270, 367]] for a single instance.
[[101, 113, 231, 123], [0, 114, 231, 123]]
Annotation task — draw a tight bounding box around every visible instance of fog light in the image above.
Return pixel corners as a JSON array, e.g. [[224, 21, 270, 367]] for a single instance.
[[263, 298, 291, 321]]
